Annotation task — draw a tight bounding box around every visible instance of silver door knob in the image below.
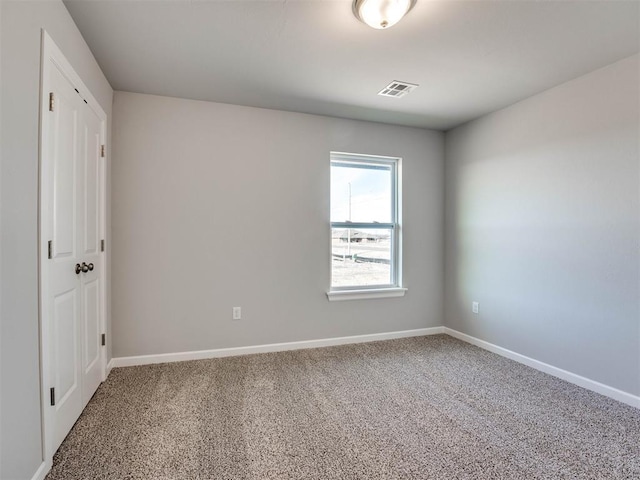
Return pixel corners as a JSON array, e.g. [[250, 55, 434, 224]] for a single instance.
[[81, 262, 89, 273], [87, 263, 94, 272]]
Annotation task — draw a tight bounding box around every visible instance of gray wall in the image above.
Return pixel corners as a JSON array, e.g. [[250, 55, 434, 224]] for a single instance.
[[0, 1, 112, 478], [112, 92, 444, 358], [444, 55, 639, 396]]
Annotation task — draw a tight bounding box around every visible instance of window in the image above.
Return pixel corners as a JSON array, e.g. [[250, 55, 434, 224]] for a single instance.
[[328, 152, 406, 300]]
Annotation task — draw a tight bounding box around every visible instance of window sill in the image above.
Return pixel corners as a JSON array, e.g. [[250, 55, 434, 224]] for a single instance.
[[326, 287, 408, 302]]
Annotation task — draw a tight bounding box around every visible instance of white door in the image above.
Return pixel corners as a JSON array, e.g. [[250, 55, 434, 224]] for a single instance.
[[80, 101, 103, 406], [44, 60, 105, 452]]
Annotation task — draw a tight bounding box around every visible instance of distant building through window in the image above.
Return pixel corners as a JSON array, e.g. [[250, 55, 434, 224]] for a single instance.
[[330, 152, 400, 290]]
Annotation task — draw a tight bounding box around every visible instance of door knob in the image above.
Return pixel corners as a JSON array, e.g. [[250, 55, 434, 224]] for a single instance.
[[75, 262, 94, 274]]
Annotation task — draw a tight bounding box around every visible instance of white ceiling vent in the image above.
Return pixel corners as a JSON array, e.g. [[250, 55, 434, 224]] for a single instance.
[[378, 81, 419, 98]]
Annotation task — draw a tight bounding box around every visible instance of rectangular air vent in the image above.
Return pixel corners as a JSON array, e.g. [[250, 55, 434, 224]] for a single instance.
[[378, 81, 419, 98]]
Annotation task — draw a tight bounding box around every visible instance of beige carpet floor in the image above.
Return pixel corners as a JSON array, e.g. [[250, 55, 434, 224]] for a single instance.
[[46, 335, 640, 479]]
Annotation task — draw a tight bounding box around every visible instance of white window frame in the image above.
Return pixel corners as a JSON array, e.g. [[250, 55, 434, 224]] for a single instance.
[[327, 152, 407, 301]]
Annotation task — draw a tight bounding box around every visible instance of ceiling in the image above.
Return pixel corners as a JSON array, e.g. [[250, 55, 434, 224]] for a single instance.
[[64, 0, 639, 130]]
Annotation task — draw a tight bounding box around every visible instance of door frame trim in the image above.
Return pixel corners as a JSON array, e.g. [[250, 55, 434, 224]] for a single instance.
[[38, 30, 108, 472]]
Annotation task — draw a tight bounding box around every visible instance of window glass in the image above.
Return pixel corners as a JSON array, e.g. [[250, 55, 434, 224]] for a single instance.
[[331, 228, 392, 287], [330, 153, 399, 290], [330, 162, 392, 224]]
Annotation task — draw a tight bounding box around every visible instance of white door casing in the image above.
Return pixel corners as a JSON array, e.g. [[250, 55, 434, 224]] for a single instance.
[[40, 30, 108, 466]]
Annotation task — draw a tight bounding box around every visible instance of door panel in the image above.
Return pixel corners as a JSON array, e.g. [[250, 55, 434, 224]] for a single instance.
[[83, 114, 100, 255], [81, 105, 103, 405], [51, 74, 78, 258], [82, 277, 101, 404], [53, 289, 79, 402], [49, 64, 85, 452], [52, 288, 82, 450]]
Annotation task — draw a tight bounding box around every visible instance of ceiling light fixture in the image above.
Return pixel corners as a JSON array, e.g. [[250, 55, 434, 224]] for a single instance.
[[353, 0, 417, 30]]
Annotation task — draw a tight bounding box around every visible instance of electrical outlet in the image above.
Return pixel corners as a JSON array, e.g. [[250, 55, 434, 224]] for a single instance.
[[472, 302, 479, 314], [232, 307, 241, 320]]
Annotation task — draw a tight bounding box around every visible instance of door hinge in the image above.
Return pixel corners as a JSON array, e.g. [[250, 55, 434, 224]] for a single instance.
[[101, 333, 106, 346], [49, 92, 54, 112], [101, 239, 105, 252], [50, 387, 55, 406], [48, 240, 53, 259], [100, 145, 106, 158]]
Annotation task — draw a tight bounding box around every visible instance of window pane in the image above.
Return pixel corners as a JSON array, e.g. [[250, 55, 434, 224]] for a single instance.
[[331, 228, 392, 287], [330, 162, 392, 224]]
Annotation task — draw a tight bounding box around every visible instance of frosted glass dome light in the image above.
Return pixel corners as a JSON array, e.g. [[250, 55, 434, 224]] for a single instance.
[[353, 0, 417, 29]]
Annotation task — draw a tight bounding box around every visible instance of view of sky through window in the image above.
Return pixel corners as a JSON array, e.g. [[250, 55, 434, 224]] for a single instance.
[[330, 162, 391, 224]]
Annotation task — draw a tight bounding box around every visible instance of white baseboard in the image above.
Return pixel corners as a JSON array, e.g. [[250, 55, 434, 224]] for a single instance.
[[30, 461, 49, 480], [106, 358, 115, 376], [444, 327, 640, 409], [111, 327, 445, 368]]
